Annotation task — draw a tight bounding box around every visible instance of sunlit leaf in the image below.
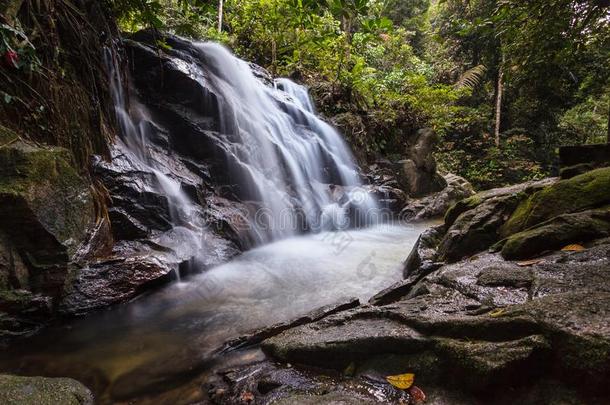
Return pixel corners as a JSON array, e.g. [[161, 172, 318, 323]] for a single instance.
[[561, 244, 585, 252], [386, 373, 414, 389], [489, 308, 506, 317]]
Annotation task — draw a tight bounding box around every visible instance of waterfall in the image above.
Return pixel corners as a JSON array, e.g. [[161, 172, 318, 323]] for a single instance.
[[105, 39, 379, 252], [104, 48, 204, 278], [186, 42, 379, 243]]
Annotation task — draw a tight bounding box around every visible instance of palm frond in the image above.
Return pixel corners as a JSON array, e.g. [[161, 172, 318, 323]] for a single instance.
[[455, 64, 487, 90]]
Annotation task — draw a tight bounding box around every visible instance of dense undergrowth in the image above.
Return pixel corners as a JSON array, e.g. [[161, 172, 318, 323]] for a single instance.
[[1, 0, 608, 188]]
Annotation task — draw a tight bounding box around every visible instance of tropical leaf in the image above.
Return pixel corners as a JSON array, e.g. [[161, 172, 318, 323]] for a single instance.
[[386, 373, 414, 389], [455, 64, 487, 90]]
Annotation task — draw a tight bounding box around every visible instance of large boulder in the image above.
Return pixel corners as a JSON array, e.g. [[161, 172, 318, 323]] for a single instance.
[[0, 374, 93, 405], [436, 178, 556, 262], [400, 173, 474, 221], [401, 128, 447, 197], [0, 132, 95, 298], [0, 127, 96, 337], [501, 167, 610, 237], [500, 207, 610, 260]]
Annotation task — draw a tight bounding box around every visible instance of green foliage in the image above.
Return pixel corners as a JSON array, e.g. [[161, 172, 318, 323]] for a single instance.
[[104, 0, 609, 188], [0, 23, 41, 72], [558, 91, 610, 145]]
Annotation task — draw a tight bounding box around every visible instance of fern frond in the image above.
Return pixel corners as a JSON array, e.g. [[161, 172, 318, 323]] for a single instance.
[[455, 64, 487, 90]]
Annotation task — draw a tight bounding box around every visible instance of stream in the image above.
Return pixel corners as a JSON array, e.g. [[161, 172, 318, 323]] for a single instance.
[[0, 222, 431, 402]]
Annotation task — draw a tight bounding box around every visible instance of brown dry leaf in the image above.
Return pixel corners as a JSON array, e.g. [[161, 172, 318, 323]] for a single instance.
[[517, 258, 543, 267], [561, 244, 585, 252], [409, 385, 426, 404], [386, 373, 414, 389]]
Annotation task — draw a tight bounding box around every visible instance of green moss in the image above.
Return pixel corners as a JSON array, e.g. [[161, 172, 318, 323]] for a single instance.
[[444, 194, 483, 227], [0, 141, 94, 256], [501, 167, 610, 237], [0, 375, 93, 405], [0, 289, 34, 304], [0, 125, 20, 145], [501, 206, 610, 260]]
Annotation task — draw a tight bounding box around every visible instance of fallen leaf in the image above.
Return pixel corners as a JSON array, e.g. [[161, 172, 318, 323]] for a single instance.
[[344, 361, 356, 376], [489, 308, 506, 317], [517, 258, 543, 266], [409, 385, 426, 403], [562, 244, 585, 252], [240, 391, 254, 402], [386, 373, 414, 389]]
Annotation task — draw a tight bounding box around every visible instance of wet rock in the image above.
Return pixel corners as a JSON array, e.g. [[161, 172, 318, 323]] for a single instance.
[[0, 290, 53, 339], [501, 167, 610, 237], [255, 239, 610, 398], [402, 128, 447, 197], [0, 137, 94, 299], [92, 146, 174, 239], [206, 360, 412, 405], [399, 173, 474, 221], [437, 178, 557, 262], [403, 224, 445, 277], [59, 249, 175, 315], [0, 374, 93, 405], [500, 206, 610, 260], [220, 297, 360, 352]]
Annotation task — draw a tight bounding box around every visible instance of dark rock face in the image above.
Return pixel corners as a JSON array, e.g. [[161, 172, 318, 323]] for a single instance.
[[0, 130, 97, 338], [435, 178, 556, 262], [399, 173, 474, 221], [402, 128, 447, 197]]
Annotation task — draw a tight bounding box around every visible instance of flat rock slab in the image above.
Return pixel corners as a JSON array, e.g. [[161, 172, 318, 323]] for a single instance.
[[256, 240, 610, 397]]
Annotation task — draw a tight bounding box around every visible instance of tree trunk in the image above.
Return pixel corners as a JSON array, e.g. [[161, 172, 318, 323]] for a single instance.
[[217, 0, 224, 33], [494, 57, 504, 147], [607, 100, 609, 143]]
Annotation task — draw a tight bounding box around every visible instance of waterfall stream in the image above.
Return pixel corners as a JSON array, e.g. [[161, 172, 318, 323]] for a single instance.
[[0, 40, 432, 403]]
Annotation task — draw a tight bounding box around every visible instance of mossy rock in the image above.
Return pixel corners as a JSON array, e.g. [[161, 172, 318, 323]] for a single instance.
[[501, 207, 610, 260], [0, 136, 94, 298], [501, 167, 610, 237], [0, 375, 93, 405], [433, 335, 550, 391]]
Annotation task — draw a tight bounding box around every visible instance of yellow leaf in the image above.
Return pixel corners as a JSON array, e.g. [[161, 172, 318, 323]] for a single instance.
[[561, 244, 585, 252], [386, 373, 414, 389], [517, 258, 543, 266], [489, 308, 506, 317]]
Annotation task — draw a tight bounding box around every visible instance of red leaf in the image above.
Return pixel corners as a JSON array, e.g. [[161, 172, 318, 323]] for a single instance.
[[409, 385, 426, 403], [3, 50, 19, 68]]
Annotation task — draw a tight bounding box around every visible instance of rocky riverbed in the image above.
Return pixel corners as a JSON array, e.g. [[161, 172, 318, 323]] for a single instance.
[[201, 167, 610, 405]]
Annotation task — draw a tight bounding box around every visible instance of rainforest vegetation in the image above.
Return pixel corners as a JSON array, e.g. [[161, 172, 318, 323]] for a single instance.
[[102, 0, 610, 188]]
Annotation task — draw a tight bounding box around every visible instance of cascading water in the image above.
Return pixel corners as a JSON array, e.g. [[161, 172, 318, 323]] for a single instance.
[[0, 38, 432, 403], [182, 42, 379, 244], [104, 48, 205, 277]]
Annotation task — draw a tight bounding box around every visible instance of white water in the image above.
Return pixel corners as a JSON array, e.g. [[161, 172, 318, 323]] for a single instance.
[[187, 43, 379, 244], [104, 48, 205, 277], [2, 223, 429, 399]]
